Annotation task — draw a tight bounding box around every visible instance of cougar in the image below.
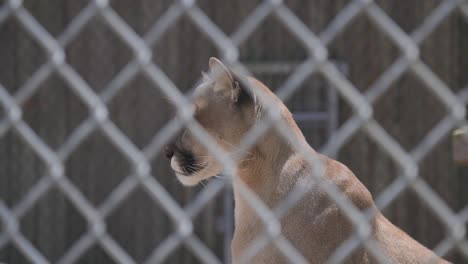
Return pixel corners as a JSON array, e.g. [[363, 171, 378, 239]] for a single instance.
[[165, 57, 448, 263]]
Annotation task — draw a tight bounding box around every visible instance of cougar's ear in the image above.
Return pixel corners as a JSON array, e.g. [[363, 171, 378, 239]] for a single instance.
[[208, 57, 241, 102]]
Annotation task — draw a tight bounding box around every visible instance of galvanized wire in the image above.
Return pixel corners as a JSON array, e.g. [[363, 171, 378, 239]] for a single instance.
[[0, 0, 467, 263]]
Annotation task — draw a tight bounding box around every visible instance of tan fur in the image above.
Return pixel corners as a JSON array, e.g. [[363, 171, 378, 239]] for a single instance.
[[167, 58, 449, 263]]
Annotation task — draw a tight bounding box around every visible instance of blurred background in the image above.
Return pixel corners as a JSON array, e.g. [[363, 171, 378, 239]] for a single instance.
[[0, 0, 467, 263]]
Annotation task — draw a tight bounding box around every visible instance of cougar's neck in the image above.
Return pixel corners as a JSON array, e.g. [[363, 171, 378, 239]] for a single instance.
[[233, 112, 310, 202]]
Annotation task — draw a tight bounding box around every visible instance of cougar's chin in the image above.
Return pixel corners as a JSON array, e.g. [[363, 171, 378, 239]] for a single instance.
[[170, 156, 223, 186]]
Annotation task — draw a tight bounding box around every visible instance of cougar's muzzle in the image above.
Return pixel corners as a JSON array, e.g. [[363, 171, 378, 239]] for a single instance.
[[165, 141, 203, 176]]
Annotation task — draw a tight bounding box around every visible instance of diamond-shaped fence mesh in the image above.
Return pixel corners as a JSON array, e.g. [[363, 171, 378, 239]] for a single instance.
[[0, 0, 467, 263]]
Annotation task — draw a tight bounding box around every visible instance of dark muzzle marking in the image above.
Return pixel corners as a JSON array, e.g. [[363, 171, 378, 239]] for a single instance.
[[176, 150, 201, 175], [166, 141, 202, 175]]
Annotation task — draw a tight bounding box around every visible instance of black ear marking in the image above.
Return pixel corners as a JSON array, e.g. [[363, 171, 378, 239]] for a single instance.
[[232, 74, 253, 105]]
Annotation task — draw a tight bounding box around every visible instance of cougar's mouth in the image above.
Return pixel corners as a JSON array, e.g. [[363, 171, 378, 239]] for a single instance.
[[166, 145, 223, 186], [170, 150, 205, 176], [171, 155, 223, 186]]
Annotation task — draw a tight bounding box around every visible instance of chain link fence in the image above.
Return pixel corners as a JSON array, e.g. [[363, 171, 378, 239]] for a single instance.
[[0, 0, 467, 263]]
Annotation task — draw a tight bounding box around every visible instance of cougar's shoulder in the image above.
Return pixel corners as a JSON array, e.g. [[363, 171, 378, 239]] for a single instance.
[[278, 151, 375, 211], [319, 154, 375, 211]]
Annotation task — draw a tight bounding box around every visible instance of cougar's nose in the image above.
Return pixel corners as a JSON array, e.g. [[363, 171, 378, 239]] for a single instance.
[[164, 145, 174, 160]]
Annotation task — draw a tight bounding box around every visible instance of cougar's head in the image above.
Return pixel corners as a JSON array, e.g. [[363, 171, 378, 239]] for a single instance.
[[165, 57, 258, 186]]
